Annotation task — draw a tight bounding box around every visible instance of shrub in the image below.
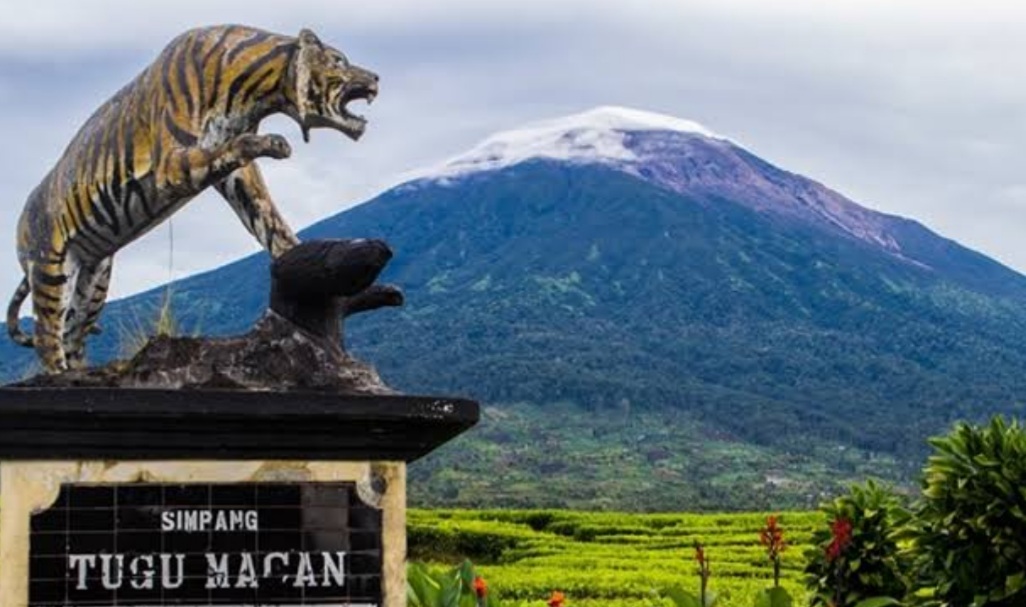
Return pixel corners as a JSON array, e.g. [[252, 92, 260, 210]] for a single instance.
[[408, 524, 519, 563], [408, 560, 499, 607], [408, 560, 565, 607], [907, 417, 1026, 607], [803, 480, 910, 606]]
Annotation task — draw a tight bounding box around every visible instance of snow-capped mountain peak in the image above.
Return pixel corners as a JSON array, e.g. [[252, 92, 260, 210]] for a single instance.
[[533, 105, 719, 137], [398, 106, 912, 259], [406, 106, 721, 182]]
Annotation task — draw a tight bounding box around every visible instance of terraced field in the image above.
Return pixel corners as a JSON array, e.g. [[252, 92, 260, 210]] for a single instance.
[[408, 509, 820, 606]]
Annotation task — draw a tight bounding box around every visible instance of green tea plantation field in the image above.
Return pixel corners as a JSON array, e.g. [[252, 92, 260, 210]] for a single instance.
[[408, 509, 819, 606]]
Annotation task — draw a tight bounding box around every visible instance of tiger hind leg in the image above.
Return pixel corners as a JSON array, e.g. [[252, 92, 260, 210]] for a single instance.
[[29, 257, 75, 373], [63, 257, 112, 370]]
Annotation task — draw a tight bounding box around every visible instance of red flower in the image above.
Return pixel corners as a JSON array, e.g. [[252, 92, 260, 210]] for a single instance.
[[825, 517, 853, 562], [693, 540, 712, 603], [693, 540, 711, 579], [759, 515, 786, 558], [473, 575, 488, 599], [547, 590, 566, 607], [761, 515, 786, 587]]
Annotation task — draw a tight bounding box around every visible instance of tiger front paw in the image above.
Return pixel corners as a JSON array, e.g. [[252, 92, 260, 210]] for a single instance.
[[261, 134, 292, 159], [235, 134, 292, 161]]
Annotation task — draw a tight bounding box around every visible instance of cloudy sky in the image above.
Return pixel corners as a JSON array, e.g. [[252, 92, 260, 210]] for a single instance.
[[0, 0, 1024, 300]]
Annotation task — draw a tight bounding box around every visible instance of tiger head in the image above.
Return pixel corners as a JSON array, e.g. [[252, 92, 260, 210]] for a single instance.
[[290, 28, 378, 143]]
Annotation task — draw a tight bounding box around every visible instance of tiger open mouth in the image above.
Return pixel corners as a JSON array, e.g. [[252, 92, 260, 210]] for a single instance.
[[335, 83, 377, 140]]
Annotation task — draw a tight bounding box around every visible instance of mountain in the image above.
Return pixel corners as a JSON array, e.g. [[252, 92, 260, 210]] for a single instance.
[[5, 106, 1026, 510]]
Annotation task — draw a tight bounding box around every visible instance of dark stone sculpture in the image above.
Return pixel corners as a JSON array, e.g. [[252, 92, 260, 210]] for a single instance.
[[12, 239, 404, 394], [270, 239, 402, 344]]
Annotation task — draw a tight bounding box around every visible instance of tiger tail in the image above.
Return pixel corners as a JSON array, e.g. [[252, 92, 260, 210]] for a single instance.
[[6, 276, 33, 347]]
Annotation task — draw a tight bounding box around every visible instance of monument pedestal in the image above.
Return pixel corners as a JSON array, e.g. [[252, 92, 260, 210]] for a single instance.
[[0, 388, 478, 607]]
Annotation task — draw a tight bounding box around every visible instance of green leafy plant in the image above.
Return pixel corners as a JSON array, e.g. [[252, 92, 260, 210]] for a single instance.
[[804, 480, 910, 606], [660, 586, 720, 607], [906, 417, 1026, 607], [753, 588, 793, 607], [408, 560, 500, 607], [407, 560, 560, 607]]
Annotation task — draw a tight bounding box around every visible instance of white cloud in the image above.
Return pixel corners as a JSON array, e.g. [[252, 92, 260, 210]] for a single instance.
[[1, 0, 1026, 303], [0, 0, 618, 56]]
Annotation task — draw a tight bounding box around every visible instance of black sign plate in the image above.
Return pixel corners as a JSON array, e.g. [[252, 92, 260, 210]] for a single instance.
[[29, 482, 382, 606]]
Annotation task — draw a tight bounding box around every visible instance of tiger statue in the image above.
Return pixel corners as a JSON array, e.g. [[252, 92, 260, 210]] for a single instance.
[[6, 25, 378, 373]]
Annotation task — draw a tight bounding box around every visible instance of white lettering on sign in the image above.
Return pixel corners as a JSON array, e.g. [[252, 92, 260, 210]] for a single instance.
[[100, 554, 124, 589], [69, 553, 185, 590], [129, 555, 155, 589], [161, 554, 186, 589], [160, 509, 259, 532], [68, 552, 347, 590], [69, 554, 95, 590]]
